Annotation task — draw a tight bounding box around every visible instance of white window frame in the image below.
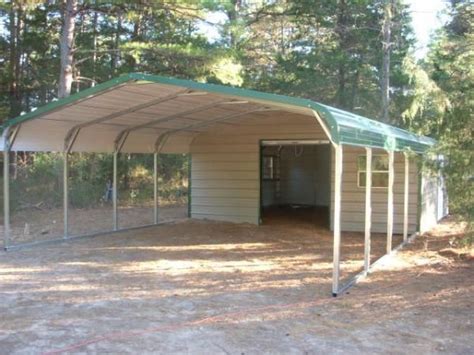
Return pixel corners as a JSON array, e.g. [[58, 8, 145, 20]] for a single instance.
[[357, 154, 389, 189], [262, 155, 277, 181]]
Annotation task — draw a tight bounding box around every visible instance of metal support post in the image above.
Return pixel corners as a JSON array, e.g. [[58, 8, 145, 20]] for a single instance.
[[364, 147, 372, 273], [63, 153, 69, 238], [332, 144, 343, 296], [3, 148, 10, 250], [188, 154, 192, 218], [153, 152, 158, 224], [3, 125, 20, 250], [113, 151, 118, 230], [387, 150, 394, 254], [403, 153, 409, 241]]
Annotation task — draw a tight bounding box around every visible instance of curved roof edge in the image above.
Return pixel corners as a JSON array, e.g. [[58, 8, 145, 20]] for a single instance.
[[2, 72, 436, 153]]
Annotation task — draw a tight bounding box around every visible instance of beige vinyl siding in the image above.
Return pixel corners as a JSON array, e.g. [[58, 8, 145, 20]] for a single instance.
[[420, 171, 439, 233], [190, 112, 327, 224], [438, 174, 449, 220], [260, 147, 279, 206], [330, 146, 419, 234]]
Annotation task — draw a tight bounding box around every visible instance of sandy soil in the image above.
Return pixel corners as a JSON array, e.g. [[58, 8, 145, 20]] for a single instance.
[[0, 216, 472, 354]]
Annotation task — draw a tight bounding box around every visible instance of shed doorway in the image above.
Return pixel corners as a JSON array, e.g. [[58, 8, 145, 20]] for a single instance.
[[260, 140, 331, 228]]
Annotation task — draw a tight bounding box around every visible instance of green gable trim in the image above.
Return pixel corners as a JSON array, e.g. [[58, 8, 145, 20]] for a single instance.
[[2, 72, 435, 153]]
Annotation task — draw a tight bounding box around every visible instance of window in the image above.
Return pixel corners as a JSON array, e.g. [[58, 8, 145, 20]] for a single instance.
[[262, 155, 277, 180], [358, 155, 389, 188]]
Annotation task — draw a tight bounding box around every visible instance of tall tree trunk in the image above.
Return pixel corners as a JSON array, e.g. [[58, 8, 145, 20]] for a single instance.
[[9, 4, 23, 118], [127, 10, 143, 71], [227, 0, 242, 49], [338, 63, 346, 108], [25, 50, 31, 112], [350, 66, 360, 111], [15, 6, 23, 109], [58, 0, 77, 98], [336, 0, 348, 109], [92, 10, 98, 85], [112, 12, 122, 75], [9, 7, 17, 117], [133, 12, 142, 40], [380, 0, 393, 123], [335, 0, 350, 109]]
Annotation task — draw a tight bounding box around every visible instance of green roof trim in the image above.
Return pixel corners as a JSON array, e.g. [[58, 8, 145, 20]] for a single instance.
[[2, 75, 132, 130], [2, 72, 436, 153]]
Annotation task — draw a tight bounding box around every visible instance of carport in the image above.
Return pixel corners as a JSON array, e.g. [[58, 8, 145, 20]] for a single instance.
[[1, 73, 442, 296]]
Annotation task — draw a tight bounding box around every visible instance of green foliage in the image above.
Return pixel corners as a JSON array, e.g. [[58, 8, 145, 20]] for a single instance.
[[431, 1, 473, 234], [7, 152, 188, 212], [1, 0, 471, 233], [68, 153, 112, 209], [0, 2, 242, 122], [0, 0, 417, 123], [404, 0, 473, 236], [10, 153, 63, 211], [401, 56, 450, 134], [232, 0, 415, 122]]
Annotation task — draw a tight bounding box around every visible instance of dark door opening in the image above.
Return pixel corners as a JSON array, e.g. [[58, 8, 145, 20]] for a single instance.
[[260, 141, 331, 228]]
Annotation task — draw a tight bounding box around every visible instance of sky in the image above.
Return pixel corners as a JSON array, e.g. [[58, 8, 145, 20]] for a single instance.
[[405, 0, 449, 59]]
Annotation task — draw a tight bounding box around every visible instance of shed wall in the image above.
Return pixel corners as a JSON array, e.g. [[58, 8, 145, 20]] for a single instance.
[[190, 114, 422, 234], [420, 167, 448, 233], [330, 146, 419, 234], [190, 113, 327, 223]]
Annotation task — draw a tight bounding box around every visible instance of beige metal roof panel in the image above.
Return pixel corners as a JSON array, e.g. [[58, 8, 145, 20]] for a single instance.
[[2, 76, 327, 153], [71, 98, 136, 111], [151, 118, 206, 130], [119, 130, 196, 154], [11, 119, 71, 152], [160, 133, 196, 154], [72, 126, 123, 152], [108, 115, 156, 126], [3, 73, 435, 154], [138, 98, 224, 115], [122, 82, 188, 97]]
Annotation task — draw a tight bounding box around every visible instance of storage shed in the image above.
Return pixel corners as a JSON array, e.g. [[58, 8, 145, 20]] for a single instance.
[[1, 73, 448, 295]]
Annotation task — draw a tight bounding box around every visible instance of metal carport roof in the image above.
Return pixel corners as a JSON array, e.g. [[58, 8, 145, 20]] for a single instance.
[[1, 72, 436, 153]]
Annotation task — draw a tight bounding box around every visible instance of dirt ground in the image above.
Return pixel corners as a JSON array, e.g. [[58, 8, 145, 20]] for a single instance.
[[2, 203, 188, 246], [0, 215, 472, 354]]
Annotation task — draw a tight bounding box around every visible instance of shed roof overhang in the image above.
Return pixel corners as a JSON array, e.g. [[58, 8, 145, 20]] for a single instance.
[[1, 73, 435, 154]]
